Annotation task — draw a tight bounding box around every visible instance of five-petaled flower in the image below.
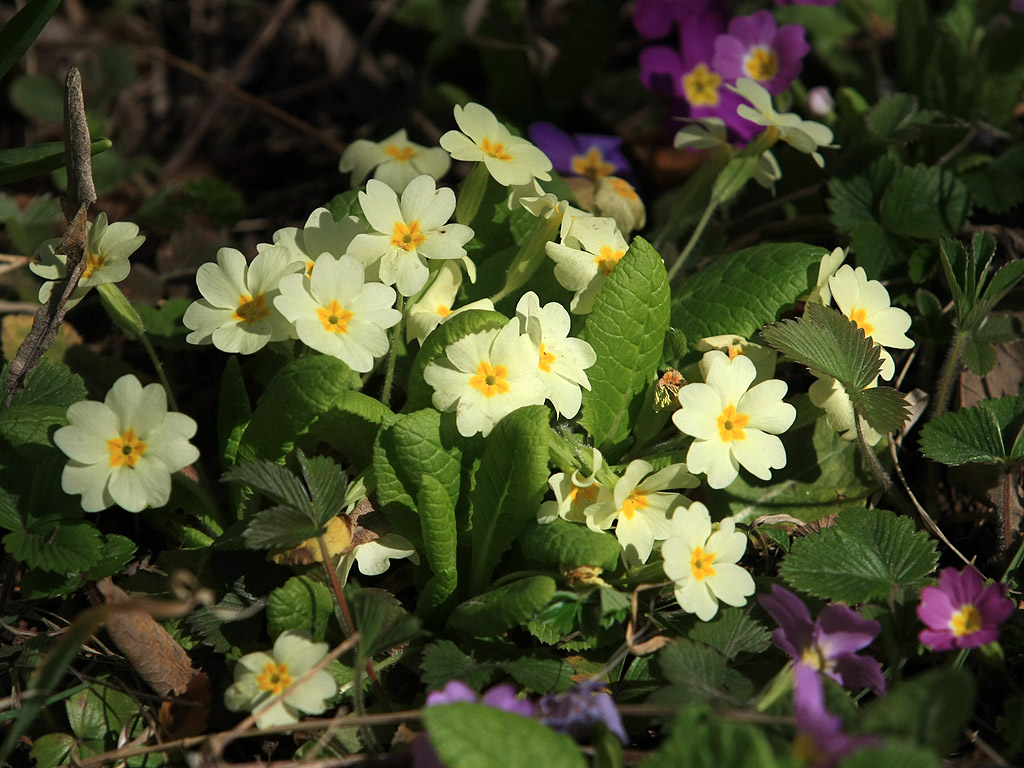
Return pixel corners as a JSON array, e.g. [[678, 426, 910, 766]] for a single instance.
[[263, 207, 363, 278], [538, 448, 604, 524], [661, 501, 755, 621], [527, 122, 632, 182], [224, 631, 337, 729], [439, 103, 552, 187], [406, 261, 495, 344], [673, 351, 796, 489], [759, 584, 886, 694], [339, 128, 451, 192], [53, 375, 199, 513], [917, 566, 1015, 651], [729, 79, 835, 168], [712, 10, 810, 94]]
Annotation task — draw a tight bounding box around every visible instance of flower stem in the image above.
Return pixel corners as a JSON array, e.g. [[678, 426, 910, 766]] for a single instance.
[[666, 197, 718, 284], [455, 163, 490, 226], [380, 294, 405, 408], [138, 331, 179, 412], [754, 663, 793, 712], [933, 329, 967, 420]]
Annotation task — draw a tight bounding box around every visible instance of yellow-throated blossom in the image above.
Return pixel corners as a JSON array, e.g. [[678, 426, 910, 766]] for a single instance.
[[661, 501, 754, 621], [224, 631, 337, 729], [695, 334, 778, 386], [274, 254, 401, 372], [828, 264, 913, 381], [422, 319, 546, 438], [584, 459, 698, 565], [545, 216, 630, 314], [439, 103, 552, 187], [406, 261, 495, 344], [729, 78, 835, 167], [183, 246, 297, 354], [53, 375, 199, 513], [673, 351, 796, 489], [339, 128, 451, 192], [538, 448, 604, 525], [349, 176, 475, 297], [592, 176, 646, 234], [515, 291, 596, 418], [263, 207, 363, 278], [805, 247, 846, 306]]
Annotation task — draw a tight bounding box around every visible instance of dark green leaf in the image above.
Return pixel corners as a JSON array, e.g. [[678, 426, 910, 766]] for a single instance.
[[81, 535, 136, 580], [687, 607, 771, 660], [9, 359, 86, 407], [519, 518, 621, 571], [920, 397, 1024, 466], [880, 164, 968, 239], [449, 576, 556, 637], [639, 705, 780, 768], [222, 460, 312, 516], [962, 335, 996, 376], [0, 138, 112, 186], [498, 656, 575, 694], [29, 734, 76, 768], [4, 520, 103, 573], [134, 299, 191, 338], [421, 640, 495, 691], [267, 576, 333, 642], [296, 452, 348, 528], [416, 474, 459, 617], [654, 640, 751, 704], [243, 505, 323, 550], [0, 0, 65, 83], [217, 356, 250, 470], [302, 391, 395, 469], [348, 587, 421, 663], [846, 386, 911, 436], [838, 743, 940, 768]]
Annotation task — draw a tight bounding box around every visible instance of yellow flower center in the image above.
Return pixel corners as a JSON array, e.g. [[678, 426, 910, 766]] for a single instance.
[[317, 300, 353, 334], [569, 483, 599, 507], [683, 63, 722, 106], [233, 293, 271, 325], [436, 304, 452, 318], [256, 661, 293, 695], [800, 645, 829, 672], [745, 47, 779, 82], [595, 245, 624, 275], [384, 144, 418, 162], [390, 220, 427, 251], [619, 490, 649, 521], [82, 251, 107, 280], [848, 307, 874, 337], [571, 147, 615, 179], [951, 604, 982, 637], [538, 342, 556, 372], [470, 361, 510, 398], [107, 428, 147, 469], [305, 260, 315, 278], [481, 138, 514, 161], [690, 546, 716, 580], [716, 404, 750, 442]]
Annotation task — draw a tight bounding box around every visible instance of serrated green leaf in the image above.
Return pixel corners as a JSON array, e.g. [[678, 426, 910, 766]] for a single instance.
[[417, 474, 458, 617], [687, 607, 771, 660], [973, 259, 1024, 325], [217, 356, 250, 470], [919, 397, 1024, 466], [638, 705, 780, 768], [348, 587, 421, 663], [66, 683, 138, 741], [222, 460, 312, 516], [779, 507, 939, 603], [81, 535, 136, 580], [880, 164, 968, 239], [425, 702, 586, 768], [296, 452, 348, 527], [267, 576, 333, 641], [519, 518, 621, 571], [672, 243, 826, 343], [962, 335, 996, 376], [9, 359, 86, 407], [0, 486, 21, 531], [846, 386, 911, 435], [0, 404, 67, 454], [449, 576, 556, 637], [654, 640, 750, 705], [866, 92, 923, 141], [498, 656, 574, 694], [421, 640, 495, 691], [242, 505, 323, 550], [580, 237, 670, 452], [468, 405, 550, 594], [4, 520, 102, 573]]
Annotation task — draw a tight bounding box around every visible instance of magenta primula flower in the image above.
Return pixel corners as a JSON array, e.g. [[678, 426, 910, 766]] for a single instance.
[[775, 0, 837, 5], [527, 123, 632, 182], [633, 0, 718, 39], [759, 585, 885, 694], [712, 10, 810, 94], [917, 566, 1015, 651], [791, 664, 878, 768]]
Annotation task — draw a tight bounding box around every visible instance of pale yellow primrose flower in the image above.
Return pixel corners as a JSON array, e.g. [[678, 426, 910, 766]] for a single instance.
[[406, 261, 495, 344], [183, 246, 298, 354], [338, 533, 419, 585], [695, 334, 778, 386], [349, 176, 475, 297], [805, 247, 846, 306], [584, 459, 699, 566], [422, 320, 546, 438], [439, 103, 552, 187], [274, 254, 401, 373], [32, 213, 145, 308], [673, 119, 781, 190], [729, 78, 835, 167], [339, 128, 451, 192], [224, 631, 337, 729], [545, 216, 630, 314], [262, 207, 363, 278], [673, 351, 796, 490], [828, 265, 913, 381], [53, 375, 199, 513], [537, 448, 604, 525], [661, 502, 755, 622], [592, 176, 646, 234], [515, 291, 597, 419], [808, 372, 882, 445]]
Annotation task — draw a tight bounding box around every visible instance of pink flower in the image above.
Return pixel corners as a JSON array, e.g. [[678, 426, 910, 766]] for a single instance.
[[791, 664, 878, 768], [917, 566, 1015, 651], [711, 10, 810, 94], [633, 0, 716, 39]]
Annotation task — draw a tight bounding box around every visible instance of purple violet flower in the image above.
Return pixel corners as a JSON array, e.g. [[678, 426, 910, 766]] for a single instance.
[[538, 681, 628, 744], [712, 10, 810, 94], [775, 0, 838, 5], [633, 0, 715, 39], [527, 123, 633, 182], [917, 566, 1015, 651], [759, 584, 886, 695], [791, 664, 878, 768]]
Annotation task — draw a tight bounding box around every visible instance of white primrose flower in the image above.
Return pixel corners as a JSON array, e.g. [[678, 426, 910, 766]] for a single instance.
[[406, 261, 495, 344], [32, 213, 145, 308], [439, 103, 552, 187], [808, 372, 882, 445], [828, 264, 914, 381], [673, 351, 796, 489], [264, 207, 363, 278], [584, 460, 699, 566], [806, 247, 846, 306], [224, 631, 337, 729], [729, 78, 835, 167], [339, 128, 451, 192], [349, 176, 475, 297], [339, 533, 419, 585], [515, 291, 596, 419], [422, 319, 546, 438], [661, 502, 755, 622], [545, 216, 629, 314], [695, 334, 778, 386], [53, 375, 199, 513], [537, 448, 604, 525], [274, 254, 402, 373], [183, 246, 297, 354]]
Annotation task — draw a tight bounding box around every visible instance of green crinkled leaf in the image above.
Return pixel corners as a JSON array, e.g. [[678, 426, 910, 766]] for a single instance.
[[421, 640, 495, 691], [9, 359, 86, 408], [267, 576, 333, 642], [919, 400, 1010, 466], [880, 163, 968, 239], [242, 505, 323, 550], [638, 705, 780, 768], [498, 656, 574, 694], [653, 640, 752, 705], [424, 702, 586, 768], [580, 236, 670, 453], [302, 391, 396, 469], [217, 356, 250, 470], [779, 507, 939, 603], [81, 535, 136, 581], [860, 669, 974, 755], [0, 404, 67, 454], [3, 520, 103, 573], [468, 405, 550, 594], [449, 576, 556, 637], [687, 607, 771, 661], [838, 744, 940, 768], [519, 518, 621, 571], [417, 474, 459, 617], [66, 683, 138, 740], [671, 242, 826, 343]]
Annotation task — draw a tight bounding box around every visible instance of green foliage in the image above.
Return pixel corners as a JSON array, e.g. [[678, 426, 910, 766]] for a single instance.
[[940, 233, 1024, 344], [417, 474, 459, 616], [639, 705, 782, 768], [267, 576, 333, 641], [0, 138, 112, 186], [348, 586, 421, 664], [421, 640, 495, 691], [687, 607, 771, 661], [838, 744, 940, 768], [134, 176, 245, 229], [519, 517, 622, 571], [0, 0, 64, 84], [217, 356, 250, 469], [879, 164, 968, 240], [919, 396, 1024, 467], [134, 299, 191, 338], [653, 639, 753, 705], [449, 576, 556, 637]]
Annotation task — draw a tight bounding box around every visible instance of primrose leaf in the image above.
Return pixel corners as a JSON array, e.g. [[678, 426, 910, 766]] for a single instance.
[[920, 397, 1024, 466], [880, 163, 968, 239], [654, 640, 752, 704], [687, 607, 771, 661], [303, 391, 396, 469], [449, 576, 556, 637], [222, 460, 312, 516], [81, 535, 136, 581], [296, 451, 348, 527], [498, 656, 574, 694], [65, 683, 138, 741], [518, 518, 621, 571], [29, 734, 76, 768], [467, 405, 550, 594], [133, 298, 191, 337], [416, 474, 459, 618], [242, 505, 323, 550], [779, 507, 938, 603], [348, 587, 421, 664], [8, 359, 86, 408], [3, 519, 103, 573], [421, 640, 495, 691], [0, 404, 68, 455], [424, 702, 586, 768], [580, 236, 670, 453], [217, 356, 251, 469], [267, 575, 333, 642]]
